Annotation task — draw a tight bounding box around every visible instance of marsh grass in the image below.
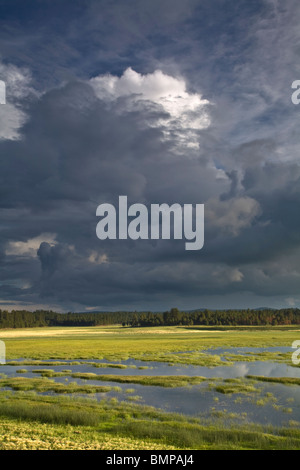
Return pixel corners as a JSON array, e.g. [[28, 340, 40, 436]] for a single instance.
[[0, 391, 300, 449], [136, 351, 228, 367], [0, 401, 100, 427], [3, 325, 298, 364], [126, 395, 142, 402], [0, 376, 117, 394], [4, 360, 130, 369], [5, 360, 79, 366], [25, 369, 208, 387], [213, 378, 260, 395], [92, 363, 128, 369], [247, 376, 300, 386], [70, 373, 207, 388], [1, 325, 300, 450], [223, 351, 292, 364], [0, 415, 176, 450]]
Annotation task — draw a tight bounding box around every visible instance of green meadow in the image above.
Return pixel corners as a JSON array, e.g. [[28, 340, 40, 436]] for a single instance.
[[0, 325, 299, 450], [1, 324, 298, 361]]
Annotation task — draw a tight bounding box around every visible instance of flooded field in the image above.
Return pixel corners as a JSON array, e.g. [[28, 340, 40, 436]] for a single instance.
[[1, 345, 300, 428], [1, 326, 300, 449]]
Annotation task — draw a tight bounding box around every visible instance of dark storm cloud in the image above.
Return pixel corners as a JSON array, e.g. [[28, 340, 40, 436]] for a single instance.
[[0, 76, 225, 308], [0, 0, 300, 310], [0, 77, 292, 309]]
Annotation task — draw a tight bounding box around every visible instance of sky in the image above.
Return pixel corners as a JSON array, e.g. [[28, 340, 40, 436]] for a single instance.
[[0, 0, 300, 312]]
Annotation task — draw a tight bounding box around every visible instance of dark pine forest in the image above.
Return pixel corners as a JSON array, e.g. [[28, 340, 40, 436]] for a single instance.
[[0, 307, 300, 329]]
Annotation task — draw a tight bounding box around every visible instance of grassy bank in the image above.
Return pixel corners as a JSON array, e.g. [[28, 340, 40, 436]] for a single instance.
[[0, 391, 299, 450]]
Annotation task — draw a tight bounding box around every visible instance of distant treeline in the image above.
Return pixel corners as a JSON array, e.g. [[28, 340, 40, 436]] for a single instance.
[[0, 307, 300, 329]]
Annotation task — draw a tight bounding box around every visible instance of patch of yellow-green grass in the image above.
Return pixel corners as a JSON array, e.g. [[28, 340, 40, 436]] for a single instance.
[[2, 325, 298, 363], [25, 368, 208, 388], [0, 391, 300, 450], [247, 376, 300, 386], [213, 378, 260, 395], [1, 372, 209, 392], [3, 360, 130, 369], [4, 360, 81, 366], [135, 351, 229, 367], [252, 392, 277, 407], [223, 351, 292, 364], [0, 416, 176, 450], [92, 362, 128, 369], [70, 373, 207, 388], [0, 376, 117, 394]]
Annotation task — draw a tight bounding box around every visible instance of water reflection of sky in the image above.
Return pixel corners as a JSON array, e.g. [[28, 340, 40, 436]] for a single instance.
[[2, 359, 300, 379], [27, 374, 300, 428]]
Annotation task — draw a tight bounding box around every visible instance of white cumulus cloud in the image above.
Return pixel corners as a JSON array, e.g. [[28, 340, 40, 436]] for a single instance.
[[90, 67, 211, 151]]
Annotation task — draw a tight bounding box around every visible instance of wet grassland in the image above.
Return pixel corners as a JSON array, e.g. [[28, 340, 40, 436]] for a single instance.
[[0, 325, 300, 450]]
